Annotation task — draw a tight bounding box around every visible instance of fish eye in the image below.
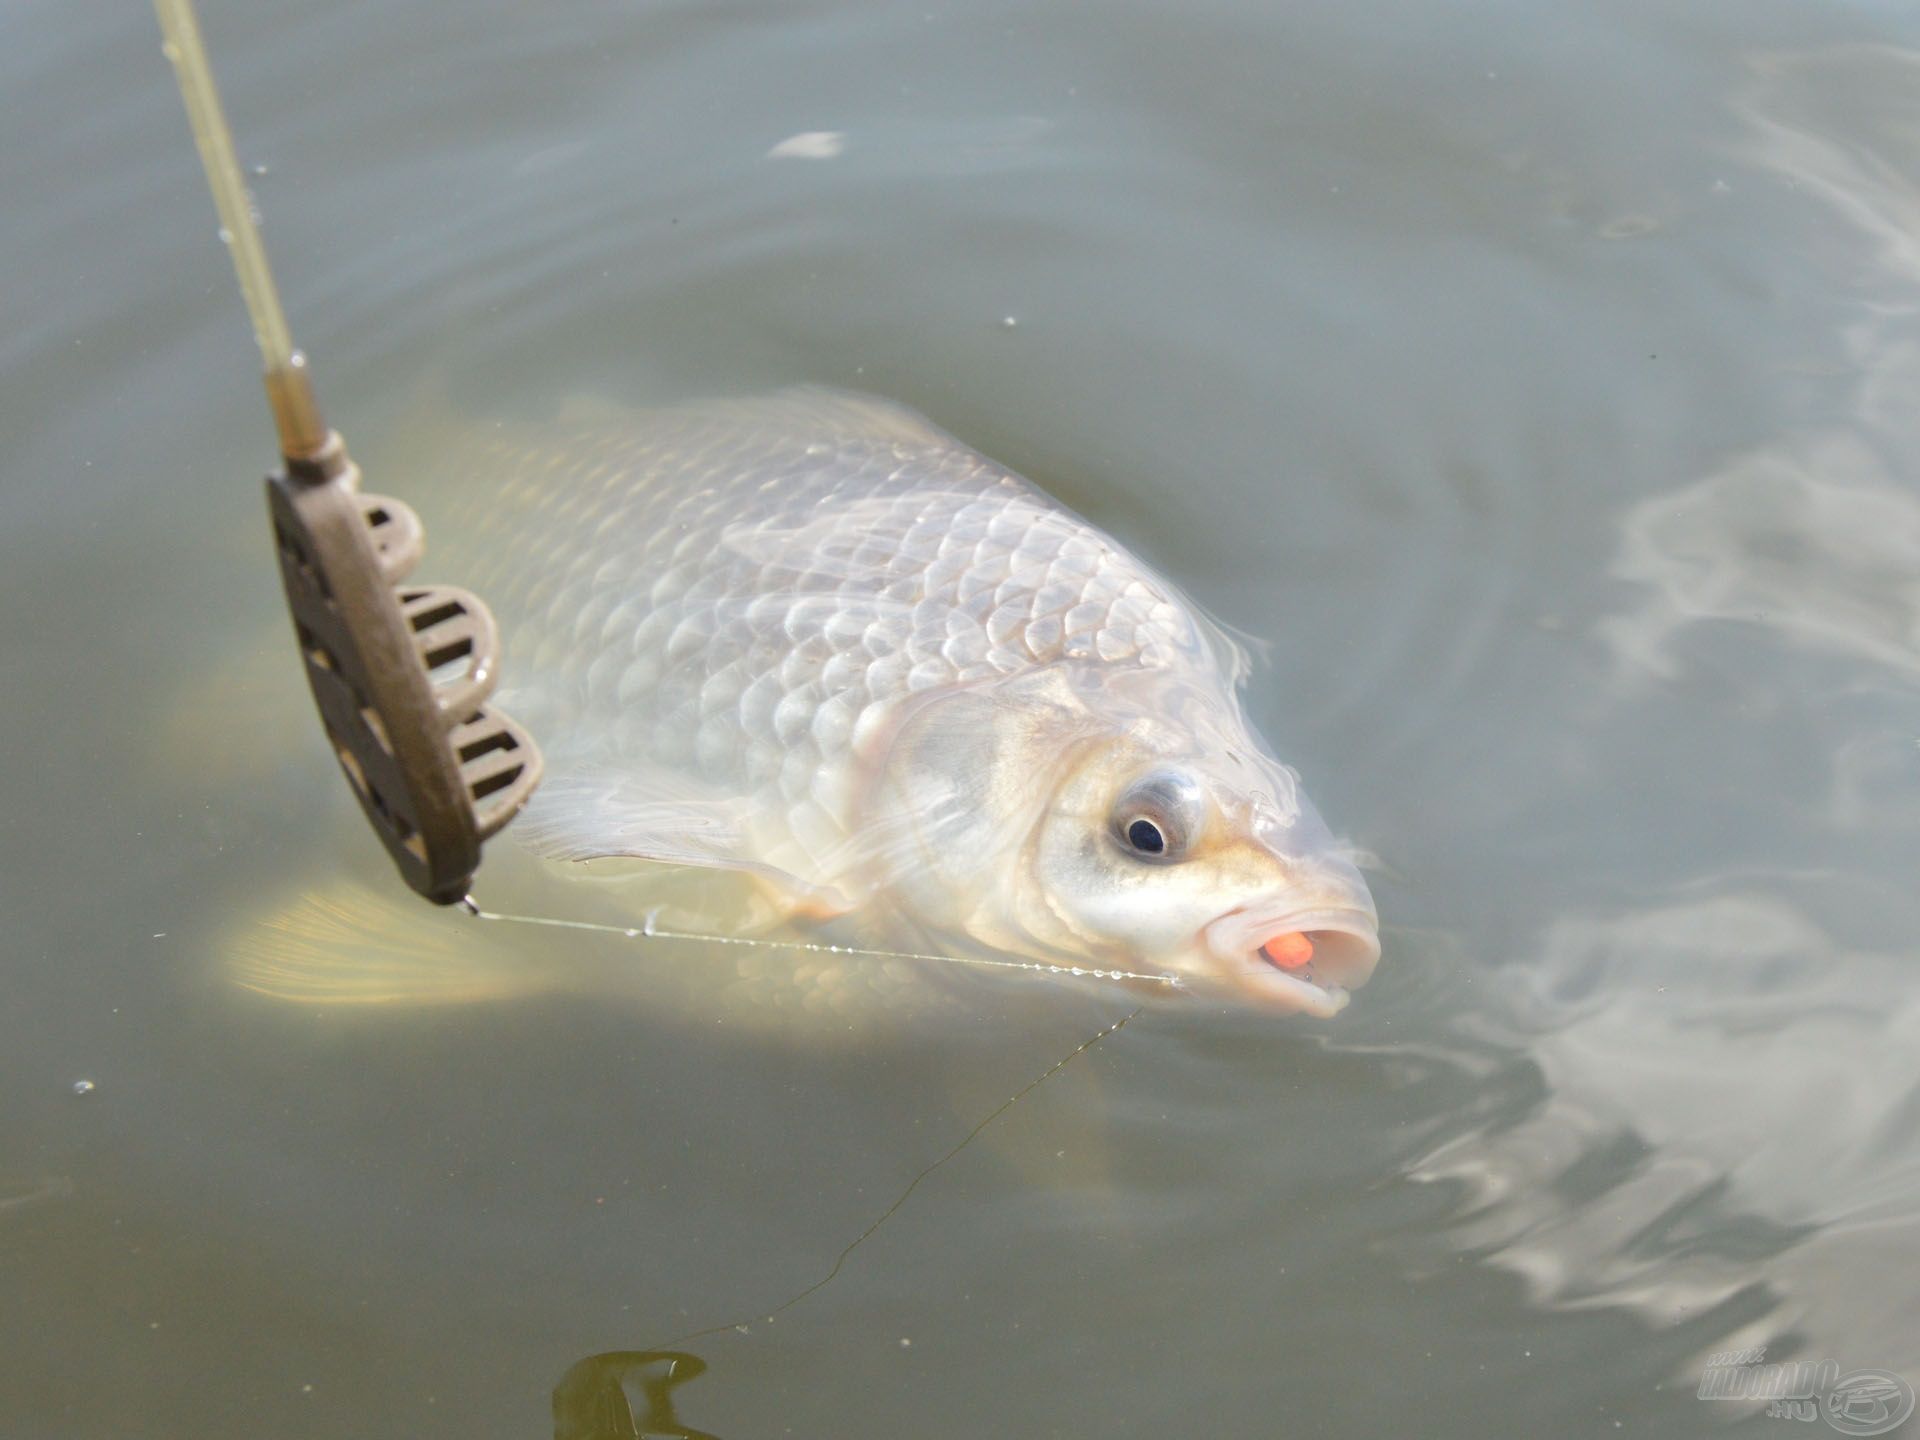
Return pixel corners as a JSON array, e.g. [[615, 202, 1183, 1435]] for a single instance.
[[1113, 769, 1206, 862]]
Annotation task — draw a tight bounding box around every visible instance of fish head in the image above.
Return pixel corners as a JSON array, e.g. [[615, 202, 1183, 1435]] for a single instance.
[[866, 665, 1379, 1016], [1030, 699, 1380, 1016]]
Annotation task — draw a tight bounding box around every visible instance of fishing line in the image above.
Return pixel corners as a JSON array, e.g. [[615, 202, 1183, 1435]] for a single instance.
[[460, 896, 1183, 990], [651, 1003, 1146, 1353], [460, 895, 1164, 1347]]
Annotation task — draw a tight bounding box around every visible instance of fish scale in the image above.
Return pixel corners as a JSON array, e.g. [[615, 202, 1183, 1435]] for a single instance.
[[440, 390, 1212, 892]]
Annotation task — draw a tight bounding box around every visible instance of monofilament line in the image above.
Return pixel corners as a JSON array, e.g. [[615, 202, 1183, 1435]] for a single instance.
[[653, 1002, 1146, 1352], [460, 896, 1181, 989]]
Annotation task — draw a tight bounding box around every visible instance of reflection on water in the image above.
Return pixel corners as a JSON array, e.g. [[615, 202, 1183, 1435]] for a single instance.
[[1605, 435, 1920, 682], [1419, 882, 1918, 1349], [1607, 44, 1920, 691], [1605, 43, 1920, 687], [1430, 38, 1920, 1384]]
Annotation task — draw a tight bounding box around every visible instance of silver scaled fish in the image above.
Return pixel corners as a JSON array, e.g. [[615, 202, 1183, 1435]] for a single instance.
[[437, 388, 1379, 1017]]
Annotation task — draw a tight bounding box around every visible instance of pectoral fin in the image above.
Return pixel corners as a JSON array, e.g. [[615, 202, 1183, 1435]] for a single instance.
[[512, 758, 850, 917], [223, 881, 553, 1007]]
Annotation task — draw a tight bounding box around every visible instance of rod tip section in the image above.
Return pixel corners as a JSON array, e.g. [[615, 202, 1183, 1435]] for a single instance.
[[266, 351, 329, 463]]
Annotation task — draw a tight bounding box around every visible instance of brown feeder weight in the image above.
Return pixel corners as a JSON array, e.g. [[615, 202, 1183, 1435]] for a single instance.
[[156, 0, 541, 904]]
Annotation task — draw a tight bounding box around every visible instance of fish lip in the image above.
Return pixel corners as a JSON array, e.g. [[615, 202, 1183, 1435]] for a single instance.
[[1202, 905, 1382, 1018]]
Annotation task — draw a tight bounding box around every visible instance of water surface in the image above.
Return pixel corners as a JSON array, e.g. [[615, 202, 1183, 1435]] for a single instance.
[[4, 0, 1920, 1435]]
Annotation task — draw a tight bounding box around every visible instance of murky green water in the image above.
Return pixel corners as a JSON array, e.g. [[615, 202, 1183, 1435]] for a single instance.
[[6, 0, 1920, 1435]]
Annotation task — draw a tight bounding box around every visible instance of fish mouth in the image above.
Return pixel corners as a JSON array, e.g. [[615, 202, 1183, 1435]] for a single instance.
[[1202, 905, 1382, 1018]]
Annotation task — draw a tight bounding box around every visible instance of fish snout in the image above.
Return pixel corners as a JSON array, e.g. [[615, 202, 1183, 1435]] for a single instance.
[[1202, 867, 1380, 1017]]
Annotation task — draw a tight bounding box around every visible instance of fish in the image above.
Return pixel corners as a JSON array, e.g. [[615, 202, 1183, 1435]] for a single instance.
[[401, 387, 1381, 1018]]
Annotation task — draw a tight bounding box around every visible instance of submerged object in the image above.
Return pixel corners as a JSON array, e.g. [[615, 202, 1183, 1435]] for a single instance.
[[429, 388, 1379, 1016]]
